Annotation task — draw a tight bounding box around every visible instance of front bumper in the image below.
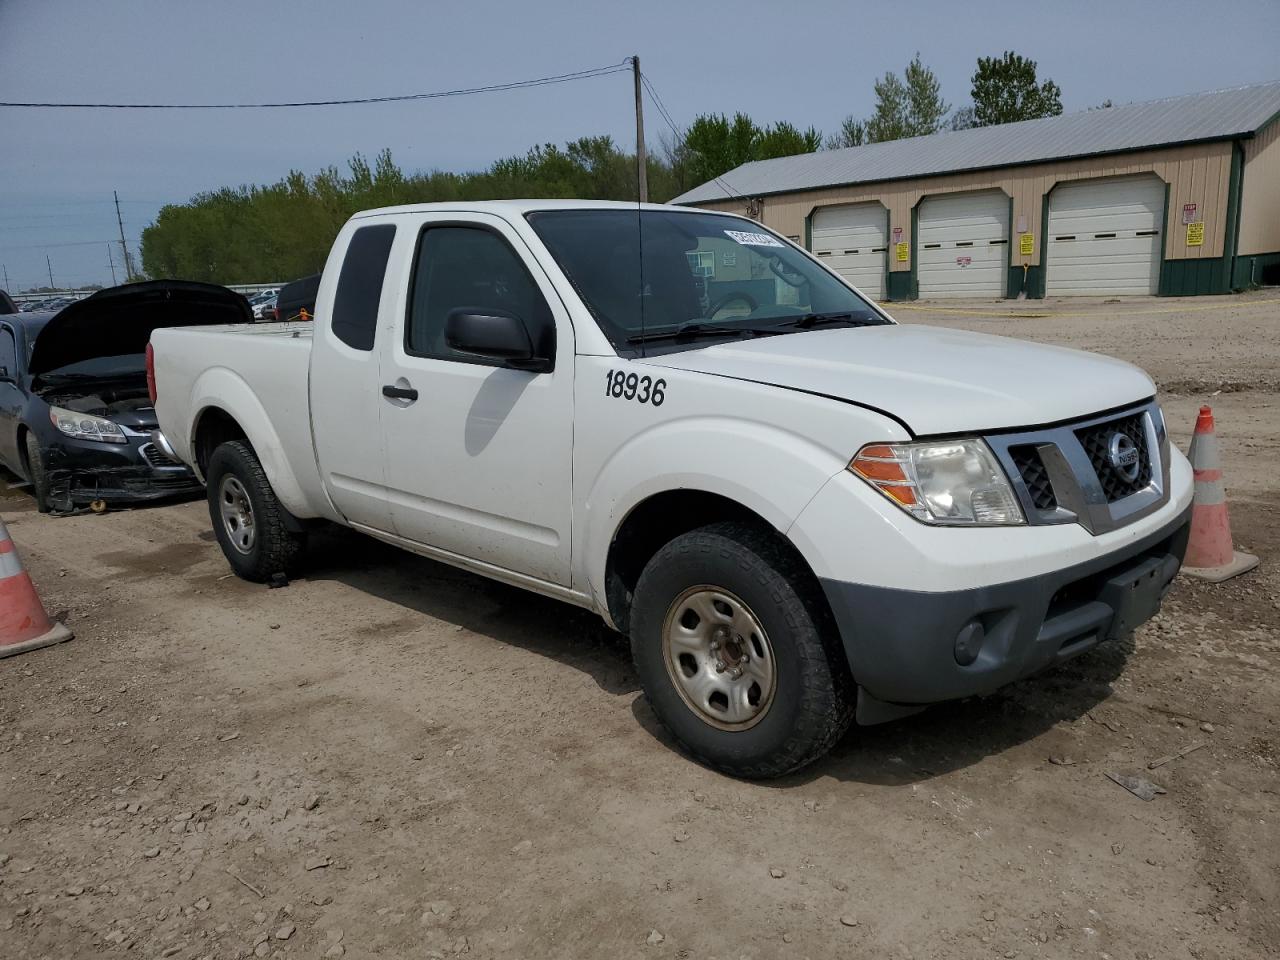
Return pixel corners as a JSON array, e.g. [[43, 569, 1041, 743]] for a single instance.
[[820, 505, 1191, 710], [43, 431, 202, 510]]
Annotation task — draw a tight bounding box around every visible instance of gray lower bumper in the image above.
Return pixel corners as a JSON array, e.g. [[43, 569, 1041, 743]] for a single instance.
[[820, 507, 1192, 712]]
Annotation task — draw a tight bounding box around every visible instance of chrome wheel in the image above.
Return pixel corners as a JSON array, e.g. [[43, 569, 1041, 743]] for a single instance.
[[661, 586, 777, 731], [218, 475, 256, 555]]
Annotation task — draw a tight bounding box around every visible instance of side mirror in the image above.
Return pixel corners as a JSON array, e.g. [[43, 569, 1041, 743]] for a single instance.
[[444, 309, 551, 372]]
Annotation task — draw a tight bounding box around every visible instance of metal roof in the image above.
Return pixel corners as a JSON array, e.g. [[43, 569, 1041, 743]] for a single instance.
[[672, 81, 1280, 205]]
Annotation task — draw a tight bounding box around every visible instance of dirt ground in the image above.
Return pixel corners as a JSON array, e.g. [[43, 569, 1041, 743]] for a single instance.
[[2, 292, 1278, 960]]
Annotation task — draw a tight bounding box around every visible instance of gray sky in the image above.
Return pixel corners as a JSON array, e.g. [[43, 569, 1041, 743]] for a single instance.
[[3, 0, 1278, 291]]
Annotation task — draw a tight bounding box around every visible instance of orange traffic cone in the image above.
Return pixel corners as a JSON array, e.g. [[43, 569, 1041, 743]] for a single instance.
[[0, 516, 73, 659], [1181, 406, 1260, 582]]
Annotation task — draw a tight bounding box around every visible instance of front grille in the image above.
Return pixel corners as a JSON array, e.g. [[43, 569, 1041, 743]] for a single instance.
[[140, 443, 177, 468], [1075, 413, 1152, 502], [1010, 445, 1057, 510]]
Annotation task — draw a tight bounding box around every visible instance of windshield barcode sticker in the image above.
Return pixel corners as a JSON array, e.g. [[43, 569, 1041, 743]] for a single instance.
[[723, 230, 784, 248]]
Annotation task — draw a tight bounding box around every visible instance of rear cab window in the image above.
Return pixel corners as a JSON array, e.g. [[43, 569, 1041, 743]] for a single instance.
[[331, 224, 397, 350]]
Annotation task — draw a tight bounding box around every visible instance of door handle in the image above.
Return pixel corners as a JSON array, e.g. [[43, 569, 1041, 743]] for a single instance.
[[382, 384, 419, 402]]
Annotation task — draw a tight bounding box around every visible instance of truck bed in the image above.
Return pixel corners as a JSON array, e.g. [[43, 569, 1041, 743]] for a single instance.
[[151, 321, 334, 521]]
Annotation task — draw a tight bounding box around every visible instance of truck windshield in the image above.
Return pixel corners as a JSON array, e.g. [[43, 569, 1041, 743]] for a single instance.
[[527, 209, 888, 353]]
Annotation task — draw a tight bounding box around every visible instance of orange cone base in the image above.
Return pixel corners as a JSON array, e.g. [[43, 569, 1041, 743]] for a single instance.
[[1181, 550, 1260, 583], [0, 620, 73, 660]]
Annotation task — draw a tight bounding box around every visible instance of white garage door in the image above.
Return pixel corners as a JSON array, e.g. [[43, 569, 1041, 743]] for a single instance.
[[917, 191, 1010, 298], [810, 203, 887, 300], [1046, 176, 1164, 296]]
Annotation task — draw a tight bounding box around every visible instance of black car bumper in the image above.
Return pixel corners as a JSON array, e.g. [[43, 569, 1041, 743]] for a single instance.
[[820, 507, 1192, 717], [43, 433, 201, 510]]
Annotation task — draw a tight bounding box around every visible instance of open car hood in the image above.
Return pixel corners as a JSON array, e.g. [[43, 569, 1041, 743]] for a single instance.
[[28, 280, 251, 376]]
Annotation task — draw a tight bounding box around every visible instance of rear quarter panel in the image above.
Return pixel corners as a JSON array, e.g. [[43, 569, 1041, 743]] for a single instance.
[[153, 323, 337, 521]]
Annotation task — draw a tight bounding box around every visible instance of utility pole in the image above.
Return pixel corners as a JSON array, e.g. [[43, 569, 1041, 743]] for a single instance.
[[107, 244, 118, 285], [632, 55, 648, 203], [114, 190, 135, 280], [2, 264, 9, 291], [46, 254, 55, 290]]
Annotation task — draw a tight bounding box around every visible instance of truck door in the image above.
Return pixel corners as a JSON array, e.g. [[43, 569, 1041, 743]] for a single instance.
[[376, 214, 574, 586], [309, 222, 398, 531]]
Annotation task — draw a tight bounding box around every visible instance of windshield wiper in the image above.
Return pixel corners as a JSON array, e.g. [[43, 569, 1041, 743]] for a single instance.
[[777, 311, 882, 329], [626, 321, 783, 345]]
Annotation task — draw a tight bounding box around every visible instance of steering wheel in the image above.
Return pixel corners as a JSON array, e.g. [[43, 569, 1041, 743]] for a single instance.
[[769, 255, 807, 288], [708, 291, 758, 319]]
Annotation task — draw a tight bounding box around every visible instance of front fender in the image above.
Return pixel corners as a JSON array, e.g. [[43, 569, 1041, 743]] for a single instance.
[[580, 416, 846, 610], [187, 366, 316, 519]]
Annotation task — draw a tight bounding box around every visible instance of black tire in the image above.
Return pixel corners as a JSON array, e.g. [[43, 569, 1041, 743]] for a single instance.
[[205, 440, 304, 582], [23, 432, 50, 514], [630, 521, 855, 778]]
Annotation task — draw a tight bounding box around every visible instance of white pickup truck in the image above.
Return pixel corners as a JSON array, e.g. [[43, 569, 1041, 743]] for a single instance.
[[152, 200, 1193, 777]]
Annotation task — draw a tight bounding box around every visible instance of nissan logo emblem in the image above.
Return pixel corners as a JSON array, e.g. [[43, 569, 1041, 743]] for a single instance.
[[1108, 432, 1141, 482]]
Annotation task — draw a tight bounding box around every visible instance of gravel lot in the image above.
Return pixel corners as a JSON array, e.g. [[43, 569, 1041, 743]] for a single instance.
[[2, 292, 1277, 959]]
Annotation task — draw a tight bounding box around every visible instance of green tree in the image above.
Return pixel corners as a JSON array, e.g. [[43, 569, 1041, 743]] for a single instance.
[[864, 53, 949, 142], [756, 121, 822, 159], [969, 52, 1063, 127], [824, 116, 867, 150], [681, 112, 821, 184]]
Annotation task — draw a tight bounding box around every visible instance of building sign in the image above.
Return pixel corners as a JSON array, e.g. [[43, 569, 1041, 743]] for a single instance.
[[892, 226, 903, 244], [895, 242, 909, 262], [956, 256, 972, 267], [1019, 233, 1034, 256], [1186, 221, 1205, 246], [1016, 214, 1028, 234], [1182, 203, 1198, 225]]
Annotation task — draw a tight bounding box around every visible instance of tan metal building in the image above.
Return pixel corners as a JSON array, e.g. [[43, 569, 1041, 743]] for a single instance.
[[674, 82, 1280, 299]]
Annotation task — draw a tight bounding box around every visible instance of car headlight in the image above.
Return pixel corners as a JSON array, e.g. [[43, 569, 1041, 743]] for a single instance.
[[49, 406, 128, 444], [849, 440, 1025, 526]]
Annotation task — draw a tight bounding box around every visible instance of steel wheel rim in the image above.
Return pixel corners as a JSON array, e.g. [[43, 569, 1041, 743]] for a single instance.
[[661, 585, 777, 731], [218, 475, 256, 555]]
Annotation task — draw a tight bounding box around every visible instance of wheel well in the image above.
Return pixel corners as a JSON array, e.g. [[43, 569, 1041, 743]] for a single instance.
[[604, 490, 828, 635], [16, 425, 33, 478], [193, 408, 249, 475]]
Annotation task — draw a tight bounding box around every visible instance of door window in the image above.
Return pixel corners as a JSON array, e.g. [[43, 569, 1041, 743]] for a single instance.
[[331, 225, 396, 350], [405, 226, 554, 365], [0, 329, 16, 381]]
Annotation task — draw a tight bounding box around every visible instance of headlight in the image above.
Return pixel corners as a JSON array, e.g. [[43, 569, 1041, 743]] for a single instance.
[[49, 406, 128, 444], [849, 440, 1024, 526]]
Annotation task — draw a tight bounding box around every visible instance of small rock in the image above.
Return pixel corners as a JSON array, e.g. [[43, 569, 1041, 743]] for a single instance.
[[194, 897, 211, 911], [803, 799, 818, 812], [304, 856, 332, 871], [646, 929, 665, 945], [173, 812, 193, 822], [1047, 755, 1075, 766], [269, 624, 281, 630], [254, 911, 268, 924], [1111, 842, 1124, 855], [511, 840, 533, 855], [1200, 722, 1215, 733], [143, 847, 161, 859], [161, 947, 181, 958], [254, 941, 271, 957], [692, 792, 706, 803], [65, 885, 85, 897], [783, 932, 794, 943], [303, 795, 321, 812], [672, 830, 690, 843], [840, 915, 859, 927], [275, 922, 296, 940], [983, 910, 996, 922], [769, 867, 785, 879], [324, 946, 345, 958], [831, 879, 849, 892], [104, 930, 126, 944]]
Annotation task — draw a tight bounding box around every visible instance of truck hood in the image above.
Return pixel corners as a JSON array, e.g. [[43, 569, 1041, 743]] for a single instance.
[[28, 280, 251, 376], [640, 324, 1155, 436]]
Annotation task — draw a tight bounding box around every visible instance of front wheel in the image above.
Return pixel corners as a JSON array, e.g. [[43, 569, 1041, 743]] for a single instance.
[[24, 432, 51, 513], [206, 440, 304, 582], [630, 522, 854, 778]]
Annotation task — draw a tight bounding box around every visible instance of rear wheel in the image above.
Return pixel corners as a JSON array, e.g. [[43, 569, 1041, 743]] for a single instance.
[[23, 433, 50, 514], [630, 521, 854, 778], [206, 440, 304, 582]]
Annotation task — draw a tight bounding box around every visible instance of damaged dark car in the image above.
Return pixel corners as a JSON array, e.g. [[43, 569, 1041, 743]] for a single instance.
[[0, 280, 251, 513]]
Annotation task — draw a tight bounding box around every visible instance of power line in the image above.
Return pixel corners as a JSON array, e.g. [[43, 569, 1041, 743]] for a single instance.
[[640, 72, 741, 203], [1, 61, 631, 109]]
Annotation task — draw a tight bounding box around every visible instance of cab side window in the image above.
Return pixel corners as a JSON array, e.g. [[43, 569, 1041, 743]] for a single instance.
[[405, 226, 554, 366], [331, 224, 396, 351], [0, 328, 17, 381]]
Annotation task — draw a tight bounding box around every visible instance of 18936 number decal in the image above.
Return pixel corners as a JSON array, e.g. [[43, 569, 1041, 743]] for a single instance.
[[606, 370, 666, 406]]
